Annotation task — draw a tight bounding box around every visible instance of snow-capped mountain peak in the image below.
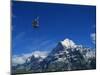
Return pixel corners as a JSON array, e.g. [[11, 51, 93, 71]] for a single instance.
[[12, 38, 96, 74], [60, 38, 76, 48]]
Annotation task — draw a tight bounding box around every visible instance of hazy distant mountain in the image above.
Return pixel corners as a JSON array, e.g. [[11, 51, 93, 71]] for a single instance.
[[12, 38, 96, 74]]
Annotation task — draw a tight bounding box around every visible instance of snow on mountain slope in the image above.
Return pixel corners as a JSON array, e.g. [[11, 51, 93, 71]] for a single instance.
[[60, 38, 77, 48]]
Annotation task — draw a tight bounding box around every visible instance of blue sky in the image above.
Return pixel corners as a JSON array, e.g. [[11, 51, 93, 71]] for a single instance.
[[12, 1, 96, 55]]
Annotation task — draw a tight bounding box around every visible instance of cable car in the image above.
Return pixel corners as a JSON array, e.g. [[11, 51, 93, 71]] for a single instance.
[[32, 17, 39, 28]]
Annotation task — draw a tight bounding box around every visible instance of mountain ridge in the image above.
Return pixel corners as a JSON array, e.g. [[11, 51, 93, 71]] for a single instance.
[[12, 38, 96, 74]]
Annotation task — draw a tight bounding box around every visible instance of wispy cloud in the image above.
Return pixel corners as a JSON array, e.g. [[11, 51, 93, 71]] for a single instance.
[[12, 14, 16, 18], [12, 53, 32, 66], [14, 32, 25, 40], [37, 39, 57, 50], [12, 51, 49, 66], [90, 33, 96, 44], [33, 51, 48, 58], [12, 30, 57, 56]]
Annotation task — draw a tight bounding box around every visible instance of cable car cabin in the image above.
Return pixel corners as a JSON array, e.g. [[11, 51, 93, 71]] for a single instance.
[[32, 17, 39, 28]]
